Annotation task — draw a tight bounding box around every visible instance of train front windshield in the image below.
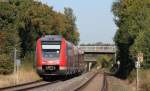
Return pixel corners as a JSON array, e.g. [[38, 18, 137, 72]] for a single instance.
[[42, 41, 61, 60]]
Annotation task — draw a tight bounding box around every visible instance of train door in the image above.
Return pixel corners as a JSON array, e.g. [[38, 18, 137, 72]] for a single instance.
[[66, 42, 72, 74]]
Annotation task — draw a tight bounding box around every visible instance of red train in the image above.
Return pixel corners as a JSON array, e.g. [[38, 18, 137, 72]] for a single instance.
[[35, 35, 84, 79]]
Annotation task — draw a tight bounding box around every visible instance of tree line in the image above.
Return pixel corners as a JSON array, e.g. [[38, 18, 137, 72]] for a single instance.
[[112, 0, 150, 78], [0, 0, 79, 74]]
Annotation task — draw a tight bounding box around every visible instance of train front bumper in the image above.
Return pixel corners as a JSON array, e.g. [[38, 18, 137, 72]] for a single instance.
[[36, 66, 67, 76]]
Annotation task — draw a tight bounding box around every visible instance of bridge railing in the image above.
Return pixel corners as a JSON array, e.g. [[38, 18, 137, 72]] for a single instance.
[[79, 46, 116, 53]]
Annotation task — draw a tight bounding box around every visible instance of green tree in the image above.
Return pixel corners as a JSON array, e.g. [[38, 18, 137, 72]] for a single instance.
[[96, 55, 113, 68], [0, 1, 20, 74], [131, 30, 150, 68], [64, 7, 79, 45], [112, 0, 150, 78]]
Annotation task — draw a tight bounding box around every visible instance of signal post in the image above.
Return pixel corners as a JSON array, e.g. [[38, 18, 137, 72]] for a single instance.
[[136, 52, 143, 91]]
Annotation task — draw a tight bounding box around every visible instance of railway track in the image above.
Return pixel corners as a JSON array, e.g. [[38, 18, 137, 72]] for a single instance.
[[0, 80, 60, 91], [74, 71, 108, 91], [74, 71, 99, 91], [101, 72, 108, 91], [0, 70, 102, 91]]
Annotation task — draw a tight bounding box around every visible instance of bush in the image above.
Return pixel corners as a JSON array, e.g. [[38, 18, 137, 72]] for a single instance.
[[96, 54, 113, 69], [0, 54, 13, 74]]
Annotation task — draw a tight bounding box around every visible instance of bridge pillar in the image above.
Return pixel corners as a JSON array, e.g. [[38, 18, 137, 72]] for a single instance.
[[88, 62, 92, 71]]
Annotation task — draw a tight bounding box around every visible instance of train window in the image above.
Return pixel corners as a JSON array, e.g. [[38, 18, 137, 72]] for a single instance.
[[42, 49, 60, 60], [41, 41, 61, 60]]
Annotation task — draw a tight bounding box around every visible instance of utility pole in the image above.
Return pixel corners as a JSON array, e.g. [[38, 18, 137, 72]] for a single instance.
[[14, 48, 17, 74], [136, 61, 140, 91], [136, 52, 143, 91], [14, 48, 20, 84], [14, 48, 17, 84], [137, 65, 139, 91]]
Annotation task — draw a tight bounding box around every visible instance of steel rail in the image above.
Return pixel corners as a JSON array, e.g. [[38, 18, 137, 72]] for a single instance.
[[74, 71, 99, 91], [0, 80, 59, 91], [101, 72, 108, 91], [0, 79, 42, 90]]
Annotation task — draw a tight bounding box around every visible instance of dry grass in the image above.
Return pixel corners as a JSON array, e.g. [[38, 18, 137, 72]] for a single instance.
[[0, 67, 40, 88], [139, 69, 150, 91], [107, 75, 136, 91], [127, 69, 150, 91]]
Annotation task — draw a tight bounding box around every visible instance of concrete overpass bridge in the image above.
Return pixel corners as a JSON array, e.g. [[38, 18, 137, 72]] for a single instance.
[[79, 45, 117, 71]]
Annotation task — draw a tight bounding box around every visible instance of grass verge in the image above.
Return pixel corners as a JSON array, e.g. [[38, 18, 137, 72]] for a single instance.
[[107, 75, 136, 91], [0, 67, 40, 88], [0, 53, 40, 88], [139, 69, 150, 91]]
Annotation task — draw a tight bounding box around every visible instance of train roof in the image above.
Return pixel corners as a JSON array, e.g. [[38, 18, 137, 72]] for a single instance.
[[40, 35, 62, 41]]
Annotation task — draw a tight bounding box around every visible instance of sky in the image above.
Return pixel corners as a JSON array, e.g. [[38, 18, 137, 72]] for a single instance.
[[41, 0, 117, 44]]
